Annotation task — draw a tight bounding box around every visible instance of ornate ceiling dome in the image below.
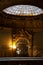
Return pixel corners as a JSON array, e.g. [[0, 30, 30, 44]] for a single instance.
[[3, 5, 43, 16]]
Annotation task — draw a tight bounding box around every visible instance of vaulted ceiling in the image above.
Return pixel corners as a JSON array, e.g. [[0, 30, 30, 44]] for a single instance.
[[0, 0, 43, 32]]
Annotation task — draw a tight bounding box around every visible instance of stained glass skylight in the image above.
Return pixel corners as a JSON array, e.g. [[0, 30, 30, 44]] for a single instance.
[[3, 5, 43, 16]]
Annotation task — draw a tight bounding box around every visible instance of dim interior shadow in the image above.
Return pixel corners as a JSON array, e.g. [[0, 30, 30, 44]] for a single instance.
[[0, 60, 43, 65]]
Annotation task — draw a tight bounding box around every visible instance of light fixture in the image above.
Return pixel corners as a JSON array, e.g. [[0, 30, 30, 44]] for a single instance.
[[3, 5, 43, 16]]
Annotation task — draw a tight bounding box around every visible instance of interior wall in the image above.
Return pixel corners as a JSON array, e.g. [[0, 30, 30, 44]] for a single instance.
[[0, 28, 43, 57], [0, 28, 12, 57], [33, 32, 43, 57]]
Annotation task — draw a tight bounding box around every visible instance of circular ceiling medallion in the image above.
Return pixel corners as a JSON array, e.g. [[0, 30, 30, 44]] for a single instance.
[[3, 5, 43, 16]]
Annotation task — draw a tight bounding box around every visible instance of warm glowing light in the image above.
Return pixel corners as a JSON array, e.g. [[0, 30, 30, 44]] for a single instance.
[[9, 40, 16, 50], [10, 44, 16, 49]]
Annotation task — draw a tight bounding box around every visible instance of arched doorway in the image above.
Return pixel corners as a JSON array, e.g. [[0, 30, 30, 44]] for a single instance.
[[16, 38, 29, 57]]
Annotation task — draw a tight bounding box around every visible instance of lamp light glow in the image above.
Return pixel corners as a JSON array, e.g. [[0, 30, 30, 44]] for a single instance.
[[10, 44, 16, 49], [9, 40, 16, 50]]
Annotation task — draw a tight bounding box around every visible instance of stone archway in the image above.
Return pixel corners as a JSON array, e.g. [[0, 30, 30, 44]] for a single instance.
[[16, 38, 29, 57]]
